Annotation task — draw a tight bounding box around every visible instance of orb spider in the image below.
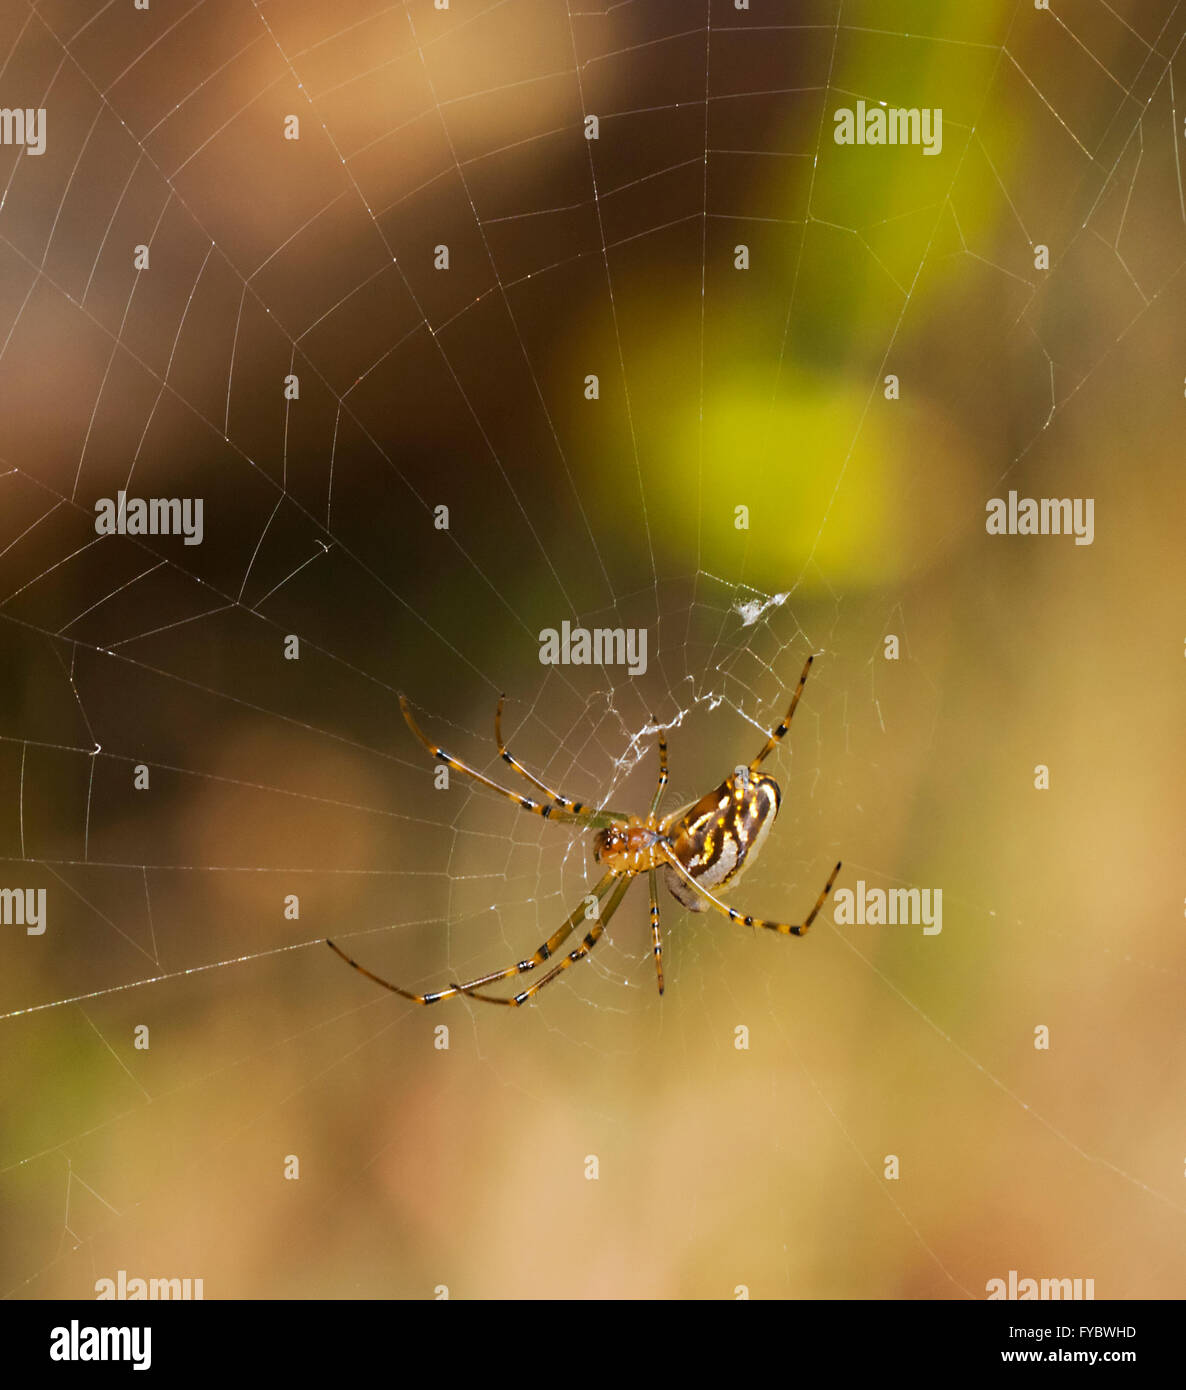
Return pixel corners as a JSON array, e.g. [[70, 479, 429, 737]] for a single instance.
[[326, 654, 841, 1008]]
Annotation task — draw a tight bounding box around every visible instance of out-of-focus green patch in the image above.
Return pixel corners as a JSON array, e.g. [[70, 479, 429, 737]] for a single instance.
[[803, 6, 1018, 342], [571, 311, 981, 596], [642, 366, 975, 594], [557, 0, 1018, 594]]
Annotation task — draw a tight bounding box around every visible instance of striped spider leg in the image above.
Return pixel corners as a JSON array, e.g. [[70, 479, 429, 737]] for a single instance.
[[660, 852, 842, 938], [326, 869, 623, 1005], [399, 694, 630, 829], [454, 873, 634, 1007], [646, 716, 668, 994], [461, 712, 671, 1006], [327, 696, 632, 1004], [327, 657, 841, 1007], [596, 654, 840, 976]]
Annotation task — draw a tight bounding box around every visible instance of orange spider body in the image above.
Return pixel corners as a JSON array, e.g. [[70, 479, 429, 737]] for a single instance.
[[593, 769, 781, 912], [327, 654, 840, 1007]]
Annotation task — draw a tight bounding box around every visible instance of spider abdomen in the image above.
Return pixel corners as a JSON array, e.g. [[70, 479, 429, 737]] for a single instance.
[[662, 773, 781, 910]]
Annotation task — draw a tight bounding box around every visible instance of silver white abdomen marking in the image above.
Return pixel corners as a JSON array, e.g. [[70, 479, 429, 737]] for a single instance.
[[662, 776, 780, 911]]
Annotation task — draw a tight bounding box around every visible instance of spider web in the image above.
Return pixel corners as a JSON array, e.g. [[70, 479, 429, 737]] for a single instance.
[[1, 0, 1185, 1300]]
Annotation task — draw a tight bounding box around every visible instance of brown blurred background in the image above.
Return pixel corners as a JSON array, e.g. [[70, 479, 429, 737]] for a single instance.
[[1, 0, 1184, 1298]]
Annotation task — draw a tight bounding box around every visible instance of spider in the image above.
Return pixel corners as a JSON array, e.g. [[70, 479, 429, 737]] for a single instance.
[[326, 653, 841, 1008]]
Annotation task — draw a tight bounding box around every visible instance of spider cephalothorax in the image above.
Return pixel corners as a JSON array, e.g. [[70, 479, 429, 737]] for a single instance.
[[327, 654, 841, 1007], [591, 822, 664, 872]]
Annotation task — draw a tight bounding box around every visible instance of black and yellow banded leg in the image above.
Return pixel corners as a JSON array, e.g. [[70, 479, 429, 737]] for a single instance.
[[648, 868, 664, 995], [495, 695, 623, 820], [326, 938, 460, 1005], [400, 695, 627, 830], [662, 850, 842, 938], [327, 871, 621, 1005], [647, 717, 668, 820], [461, 874, 633, 1007], [748, 653, 815, 772]]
